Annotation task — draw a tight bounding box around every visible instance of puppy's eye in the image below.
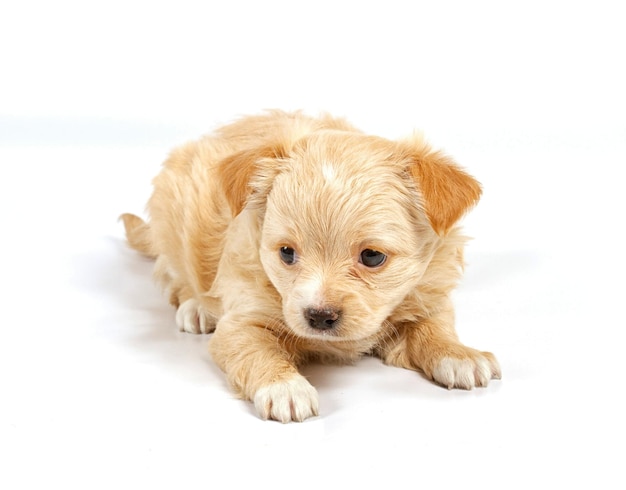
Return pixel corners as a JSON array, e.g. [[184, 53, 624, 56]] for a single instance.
[[359, 249, 387, 268], [279, 246, 297, 265]]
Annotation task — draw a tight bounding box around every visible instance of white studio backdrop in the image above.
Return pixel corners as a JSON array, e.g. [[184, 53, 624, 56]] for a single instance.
[[2, 0, 623, 143]]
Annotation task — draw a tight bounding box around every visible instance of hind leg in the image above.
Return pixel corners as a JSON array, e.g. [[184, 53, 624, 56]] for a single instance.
[[175, 298, 217, 334], [154, 256, 217, 334]]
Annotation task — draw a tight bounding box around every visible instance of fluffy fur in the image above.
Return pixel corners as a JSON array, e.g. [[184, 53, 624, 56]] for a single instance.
[[121, 110, 500, 422]]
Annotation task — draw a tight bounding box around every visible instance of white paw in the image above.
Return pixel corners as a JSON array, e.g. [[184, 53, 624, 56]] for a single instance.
[[175, 298, 215, 334], [432, 353, 501, 390], [254, 376, 319, 423]]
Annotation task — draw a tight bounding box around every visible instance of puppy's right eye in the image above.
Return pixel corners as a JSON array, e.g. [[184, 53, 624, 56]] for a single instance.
[[359, 249, 387, 268], [279, 246, 297, 265]]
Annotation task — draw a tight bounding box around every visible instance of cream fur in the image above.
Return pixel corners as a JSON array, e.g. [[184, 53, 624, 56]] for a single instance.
[[121, 110, 501, 422]]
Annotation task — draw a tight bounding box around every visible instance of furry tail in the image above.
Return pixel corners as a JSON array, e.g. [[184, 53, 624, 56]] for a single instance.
[[119, 213, 156, 258]]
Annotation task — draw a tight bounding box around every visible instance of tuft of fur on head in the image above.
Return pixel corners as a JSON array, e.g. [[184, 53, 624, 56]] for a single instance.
[[216, 110, 359, 217]]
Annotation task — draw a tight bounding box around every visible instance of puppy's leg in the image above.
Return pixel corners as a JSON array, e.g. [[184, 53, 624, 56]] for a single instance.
[[152, 256, 216, 334], [382, 302, 501, 389], [209, 314, 318, 423]]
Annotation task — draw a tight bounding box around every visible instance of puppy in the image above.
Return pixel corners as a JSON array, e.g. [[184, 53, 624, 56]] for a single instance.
[[121, 110, 500, 422]]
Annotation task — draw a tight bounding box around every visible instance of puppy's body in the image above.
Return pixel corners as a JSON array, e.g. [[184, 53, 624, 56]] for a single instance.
[[122, 111, 500, 422]]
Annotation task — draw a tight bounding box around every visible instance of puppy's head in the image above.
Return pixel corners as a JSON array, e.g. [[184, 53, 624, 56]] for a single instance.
[[221, 130, 481, 341]]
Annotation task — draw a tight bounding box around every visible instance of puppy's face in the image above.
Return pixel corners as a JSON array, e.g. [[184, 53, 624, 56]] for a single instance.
[[258, 133, 439, 341], [219, 129, 481, 342]]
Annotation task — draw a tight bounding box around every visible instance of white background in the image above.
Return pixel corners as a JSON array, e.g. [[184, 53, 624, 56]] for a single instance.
[[1, 1, 624, 488]]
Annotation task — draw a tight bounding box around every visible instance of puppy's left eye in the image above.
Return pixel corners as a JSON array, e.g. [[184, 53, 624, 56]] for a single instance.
[[359, 249, 387, 268]]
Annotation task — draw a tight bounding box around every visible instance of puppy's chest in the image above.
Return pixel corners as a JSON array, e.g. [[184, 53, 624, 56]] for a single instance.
[[295, 335, 381, 364]]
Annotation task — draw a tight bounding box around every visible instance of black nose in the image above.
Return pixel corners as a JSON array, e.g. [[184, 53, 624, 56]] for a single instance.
[[304, 307, 341, 330]]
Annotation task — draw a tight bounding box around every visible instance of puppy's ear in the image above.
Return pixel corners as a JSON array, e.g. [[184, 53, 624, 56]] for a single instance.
[[218, 145, 286, 216], [404, 137, 482, 235]]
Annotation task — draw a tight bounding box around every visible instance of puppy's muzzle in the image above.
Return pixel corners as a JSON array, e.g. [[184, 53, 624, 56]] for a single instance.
[[304, 307, 341, 331]]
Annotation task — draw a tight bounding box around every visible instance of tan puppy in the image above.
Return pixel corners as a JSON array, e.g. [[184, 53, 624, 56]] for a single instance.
[[121, 111, 500, 422]]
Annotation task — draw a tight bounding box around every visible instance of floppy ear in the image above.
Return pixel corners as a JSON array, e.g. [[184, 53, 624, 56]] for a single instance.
[[405, 138, 482, 235], [217, 145, 286, 216]]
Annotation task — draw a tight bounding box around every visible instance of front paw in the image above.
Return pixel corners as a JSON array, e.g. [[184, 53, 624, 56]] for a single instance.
[[254, 376, 319, 423], [432, 349, 501, 390]]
